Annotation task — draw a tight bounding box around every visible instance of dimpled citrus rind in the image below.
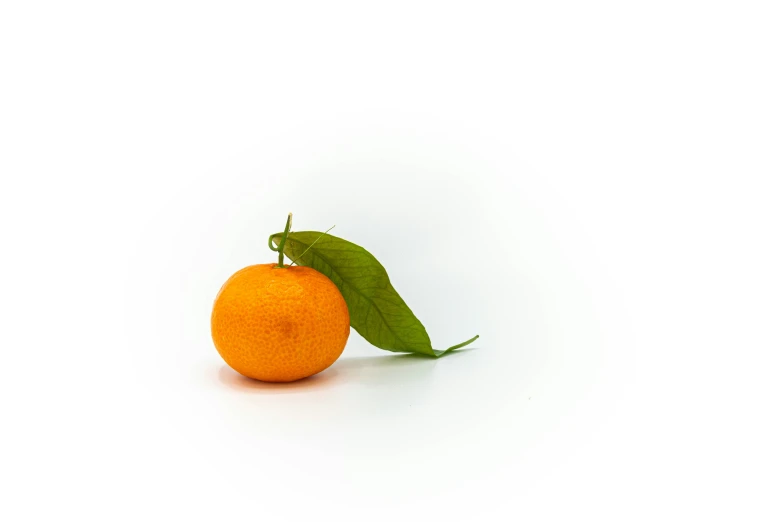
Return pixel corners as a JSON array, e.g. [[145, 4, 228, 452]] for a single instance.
[[211, 263, 350, 382]]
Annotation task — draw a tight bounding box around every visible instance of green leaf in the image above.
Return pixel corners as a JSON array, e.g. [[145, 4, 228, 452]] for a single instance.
[[269, 231, 479, 357]]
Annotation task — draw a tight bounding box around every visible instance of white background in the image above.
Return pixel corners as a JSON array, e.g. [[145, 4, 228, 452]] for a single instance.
[[1, 1, 782, 520]]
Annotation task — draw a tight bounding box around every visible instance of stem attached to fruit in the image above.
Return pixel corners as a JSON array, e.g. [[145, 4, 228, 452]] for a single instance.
[[269, 212, 293, 268]]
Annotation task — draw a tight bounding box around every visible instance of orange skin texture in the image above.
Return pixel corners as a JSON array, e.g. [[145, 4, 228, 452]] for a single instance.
[[211, 263, 350, 382]]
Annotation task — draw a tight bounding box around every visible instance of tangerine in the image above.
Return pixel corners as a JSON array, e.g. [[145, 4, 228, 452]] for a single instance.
[[211, 263, 350, 382]]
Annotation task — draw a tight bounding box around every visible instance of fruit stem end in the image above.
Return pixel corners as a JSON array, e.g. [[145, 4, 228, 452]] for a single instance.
[[272, 213, 293, 268]]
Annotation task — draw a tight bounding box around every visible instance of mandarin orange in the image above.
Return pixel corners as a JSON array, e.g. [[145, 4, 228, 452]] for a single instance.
[[211, 263, 350, 382]]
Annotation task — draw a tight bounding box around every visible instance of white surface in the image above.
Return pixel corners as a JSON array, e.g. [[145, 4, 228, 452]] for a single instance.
[[1, 1, 782, 520]]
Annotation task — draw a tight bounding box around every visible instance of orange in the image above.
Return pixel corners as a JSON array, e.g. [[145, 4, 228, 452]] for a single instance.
[[211, 263, 350, 382]]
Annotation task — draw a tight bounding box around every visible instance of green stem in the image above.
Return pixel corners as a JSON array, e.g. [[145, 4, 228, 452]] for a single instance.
[[268, 212, 293, 268]]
